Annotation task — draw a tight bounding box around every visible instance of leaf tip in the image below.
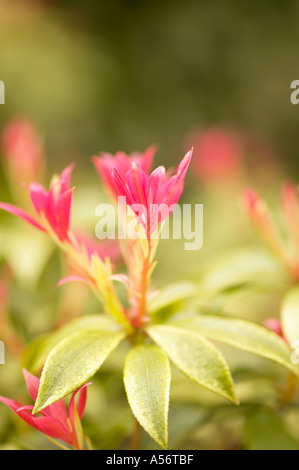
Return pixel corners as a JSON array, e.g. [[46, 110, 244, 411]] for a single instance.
[[232, 393, 240, 406], [32, 403, 40, 415], [32, 396, 48, 415]]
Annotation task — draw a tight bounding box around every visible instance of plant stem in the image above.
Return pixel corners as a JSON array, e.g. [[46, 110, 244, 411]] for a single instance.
[[136, 225, 152, 327], [281, 372, 298, 404]]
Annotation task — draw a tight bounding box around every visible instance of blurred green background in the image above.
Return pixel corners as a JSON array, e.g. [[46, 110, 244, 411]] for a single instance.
[[1, 0, 299, 451], [1, 0, 299, 171]]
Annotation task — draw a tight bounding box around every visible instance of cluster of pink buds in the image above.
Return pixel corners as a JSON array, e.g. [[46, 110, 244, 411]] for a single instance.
[[242, 182, 299, 281], [93, 147, 192, 326], [0, 142, 192, 329]]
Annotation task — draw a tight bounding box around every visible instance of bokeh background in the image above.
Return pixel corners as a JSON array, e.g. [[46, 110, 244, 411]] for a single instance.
[[1, 0, 299, 450]]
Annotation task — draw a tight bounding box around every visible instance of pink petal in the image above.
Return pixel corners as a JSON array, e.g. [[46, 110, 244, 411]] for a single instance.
[[114, 153, 132, 180], [60, 164, 75, 192], [69, 383, 90, 431], [16, 405, 71, 443], [282, 182, 297, 211], [47, 398, 68, 427], [0, 399, 46, 435], [29, 182, 49, 214], [57, 275, 92, 287], [139, 145, 157, 174], [23, 369, 40, 401], [126, 164, 148, 207], [92, 155, 116, 192], [56, 187, 75, 240], [110, 169, 135, 206], [0, 202, 45, 232], [0, 390, 72, 444], [0, 395, 24, 413], [175, 148, 193, 183], [21, 371, 69, 426], [163, 180, 184, 209], [148, 166, 166, 204], [110, 274, 130, 287], [31, 414, 72, 443], [242, 188, 261, 213]]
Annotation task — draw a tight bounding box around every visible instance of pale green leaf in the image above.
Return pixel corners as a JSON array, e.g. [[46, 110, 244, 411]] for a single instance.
[[33, 328, 126, 413], [199, 248, 288, 294], [124, 345, 171, 449], [169, 313, 299, 377], [148, 282, 198, 314], [0, 226, 54, 288], [281, 287, 299, 345], [147, 325, 237, 404]]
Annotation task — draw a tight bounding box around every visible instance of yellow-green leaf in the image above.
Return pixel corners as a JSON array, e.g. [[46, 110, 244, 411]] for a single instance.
[[148, 282, 198, 314], [281, 287, 299, 345], [33, 328, 126, 414], [147, 325, 237, 404], [124, 344, 171, 449], [169, 313, 299, 377], [23, 314, 120, 374]]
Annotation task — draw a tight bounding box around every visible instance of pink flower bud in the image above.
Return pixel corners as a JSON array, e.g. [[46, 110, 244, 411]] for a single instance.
[[264, 318, 285, 341], [0, 165, 75, 242], [2, 118, 43, 183], [92, 145, 156, 199], [187, 127, 242, 182], [110, 149, 193, 235]]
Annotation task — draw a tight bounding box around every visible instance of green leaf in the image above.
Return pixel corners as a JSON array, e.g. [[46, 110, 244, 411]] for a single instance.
[[245, 408, 299, 450], [22, 335, 48, 374], [281, 286, 299, 345], [124, 345, 171, 449], [0, 227, 54, 288], [148, 282, 198, 314], [23, 314, 120, 374], [147, 325, 237, 404], [33, 328, 126, 413], [199, 248, 288, 294], [169, 313, 299, 377]]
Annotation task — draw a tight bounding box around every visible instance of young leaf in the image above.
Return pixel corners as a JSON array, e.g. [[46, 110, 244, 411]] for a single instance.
[[22, 314, 120, 374], [33, 328, 126, 414], [199, 248, 288, 294], [169, 313, 299, 377], [281, 286, 299, 345], [148, 282, 198, 314], [147, 325, 237, 404], [124, 344, 171, 449]]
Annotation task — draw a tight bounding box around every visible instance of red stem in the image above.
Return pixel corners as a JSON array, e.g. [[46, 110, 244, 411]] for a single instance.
[[135, 222, 151, 327]]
